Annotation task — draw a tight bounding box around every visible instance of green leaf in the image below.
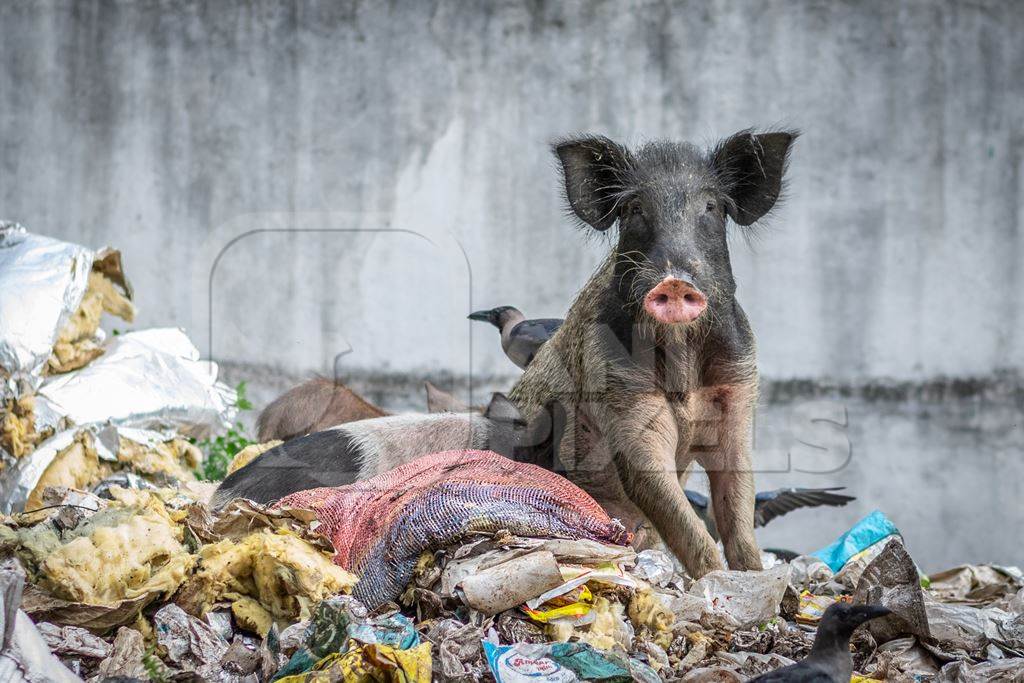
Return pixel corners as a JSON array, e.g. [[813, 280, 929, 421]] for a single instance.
[[194, 382, 255, 481], [234, 381, 253, 411]]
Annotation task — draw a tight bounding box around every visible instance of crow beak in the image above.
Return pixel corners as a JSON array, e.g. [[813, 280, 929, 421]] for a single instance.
[[468, 310, 493, 322]]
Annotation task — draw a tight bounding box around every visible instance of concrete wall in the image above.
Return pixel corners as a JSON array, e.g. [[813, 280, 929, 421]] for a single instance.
[[3, 0, 1022, 569]]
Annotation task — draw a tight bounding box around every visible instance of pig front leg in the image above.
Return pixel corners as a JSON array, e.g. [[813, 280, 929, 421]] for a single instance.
[[596, 397, 724, 579], [696, 384, 762, 571]]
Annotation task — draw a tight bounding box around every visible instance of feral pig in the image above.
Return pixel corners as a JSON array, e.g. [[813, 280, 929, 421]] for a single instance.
[[256, 377, 388, 442], [509, 130, 797, 577]]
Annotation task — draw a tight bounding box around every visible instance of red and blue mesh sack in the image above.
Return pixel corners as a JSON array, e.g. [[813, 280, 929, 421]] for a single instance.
[[275, 450, 631, 608]]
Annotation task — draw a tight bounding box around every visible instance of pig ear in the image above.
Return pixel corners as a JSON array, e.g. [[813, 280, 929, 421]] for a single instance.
[[711, 130, 798, 226], [484, 393, 524, 424], [424, 381, 469, 413], [554, 136, 632, 231]]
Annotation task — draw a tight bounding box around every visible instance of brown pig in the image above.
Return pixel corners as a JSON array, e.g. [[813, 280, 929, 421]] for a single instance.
[[509, 130, 797, 577], [256, 377, 388, 442]]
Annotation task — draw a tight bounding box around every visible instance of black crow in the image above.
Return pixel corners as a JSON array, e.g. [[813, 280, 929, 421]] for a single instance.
[[468, 306, 563, 370], [748, 602, 891, 682]]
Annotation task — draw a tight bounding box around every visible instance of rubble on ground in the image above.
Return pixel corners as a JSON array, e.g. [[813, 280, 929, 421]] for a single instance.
[[1, 225, 1022, 682]]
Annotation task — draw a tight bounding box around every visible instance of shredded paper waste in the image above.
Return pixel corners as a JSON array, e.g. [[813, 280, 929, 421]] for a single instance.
[[0, 225, 1022, 682]]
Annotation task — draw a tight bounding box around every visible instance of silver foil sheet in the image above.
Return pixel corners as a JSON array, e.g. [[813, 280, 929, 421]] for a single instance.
[[0, 222, 93, 398], [35, 328, 236, 439]]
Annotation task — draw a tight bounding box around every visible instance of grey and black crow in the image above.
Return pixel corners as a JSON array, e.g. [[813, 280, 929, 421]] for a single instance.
[[468, 306, 563, 370], [684, 487, 855, 541], [748, 602, 891, 682]]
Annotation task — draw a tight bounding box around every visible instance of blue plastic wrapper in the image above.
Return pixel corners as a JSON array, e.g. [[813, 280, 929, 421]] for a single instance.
[[811, 509, 900, 573]]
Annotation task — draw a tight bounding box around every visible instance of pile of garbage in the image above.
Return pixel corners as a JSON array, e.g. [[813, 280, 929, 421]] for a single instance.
[[6, 485, 1024, 682], [0, 222, 236, 516], [1, 223, 1023, 682]]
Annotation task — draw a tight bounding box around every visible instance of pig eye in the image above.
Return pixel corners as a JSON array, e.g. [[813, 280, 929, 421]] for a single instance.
[[628, 201, 644, 217], [705, 200, 717, 213]]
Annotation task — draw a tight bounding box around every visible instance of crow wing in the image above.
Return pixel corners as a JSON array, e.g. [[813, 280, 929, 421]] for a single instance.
[[507, 318, 563, 368], [753, 487, 855, 527], [684, 489, 709, 514]]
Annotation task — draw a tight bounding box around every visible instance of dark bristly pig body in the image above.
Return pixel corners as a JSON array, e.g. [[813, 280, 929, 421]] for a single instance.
[[215, 129, 796, 579]]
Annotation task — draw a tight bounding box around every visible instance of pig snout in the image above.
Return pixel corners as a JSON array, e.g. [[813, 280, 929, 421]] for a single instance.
[[643, 276, 707, 324]]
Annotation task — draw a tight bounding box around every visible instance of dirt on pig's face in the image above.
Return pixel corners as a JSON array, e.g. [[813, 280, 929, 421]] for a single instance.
[[554, 131, 797, 341]]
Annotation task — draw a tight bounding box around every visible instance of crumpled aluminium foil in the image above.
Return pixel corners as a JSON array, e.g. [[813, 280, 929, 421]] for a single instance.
[[0, 222, 93, 398], [0, 426, 112, 515], [35, 328, 236, 439], [0, 423, 207, 515]]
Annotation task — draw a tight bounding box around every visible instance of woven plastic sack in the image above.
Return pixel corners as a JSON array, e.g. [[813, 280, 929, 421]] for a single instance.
[[276, 450, 630, 608]]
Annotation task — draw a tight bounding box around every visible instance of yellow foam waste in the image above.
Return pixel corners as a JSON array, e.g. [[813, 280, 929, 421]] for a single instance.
[[227, 440, 283, 475], [546, 619, 575, 643], [26, 432, 201, 512], [679, 630, 714, 668], [276, 642, 432, 683], [628, 588, 675, 650], [580, 596, 632, 651], [49, 271, 135, 374], [117, 436, 201, 482], [49, 338, 103, 374], [1, 394, 43, 460], [25, 431, 106, 512], [107, 487, 192, 523], [231, 595, 275, 637], [181, 480, 219, 505], [36, 488, 193, 605], [180, 528, 357, 631], [132, 612, 155, 644], [87, 268, 136, 321]]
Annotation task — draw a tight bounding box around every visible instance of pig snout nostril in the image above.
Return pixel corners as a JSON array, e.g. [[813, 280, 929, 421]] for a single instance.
[[643, 277, 707, 324]]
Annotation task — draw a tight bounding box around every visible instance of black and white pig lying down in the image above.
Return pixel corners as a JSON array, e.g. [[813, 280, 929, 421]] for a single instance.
[[211, 394, 532, 509]]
